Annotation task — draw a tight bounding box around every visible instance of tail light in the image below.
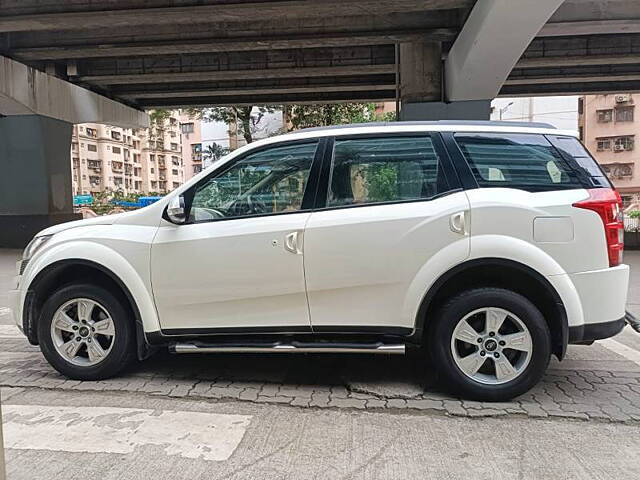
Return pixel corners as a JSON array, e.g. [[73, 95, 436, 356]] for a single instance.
[[573, 188, 624, 267]]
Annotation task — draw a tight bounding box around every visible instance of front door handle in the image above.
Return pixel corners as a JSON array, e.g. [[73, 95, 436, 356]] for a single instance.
[[284, 231, 303, 255]]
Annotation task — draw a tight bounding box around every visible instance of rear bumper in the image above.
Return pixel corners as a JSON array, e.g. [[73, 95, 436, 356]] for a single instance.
[[567, 264, 629, 326], [568, 317, 625, 344]]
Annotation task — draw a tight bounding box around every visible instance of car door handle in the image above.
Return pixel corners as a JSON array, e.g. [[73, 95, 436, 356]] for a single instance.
[[284, 231, 303, 255], [450, 211, 468, 236]]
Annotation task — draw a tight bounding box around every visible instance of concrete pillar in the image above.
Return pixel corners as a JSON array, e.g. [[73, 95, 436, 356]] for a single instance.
[[398, 40, 490, 121], [0, 115, 79, 248]]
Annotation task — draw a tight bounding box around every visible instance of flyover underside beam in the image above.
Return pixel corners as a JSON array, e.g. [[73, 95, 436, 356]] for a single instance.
[[0, 0, 472, 33], [9, 29, 456, 61], [445, 0, 565, 102], [0, 55, 148, 127]]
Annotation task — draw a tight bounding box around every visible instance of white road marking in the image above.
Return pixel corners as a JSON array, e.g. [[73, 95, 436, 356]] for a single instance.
[[0, 325, 23, 338], [598, 338, 640, 367], [2, 405, 251, 461]]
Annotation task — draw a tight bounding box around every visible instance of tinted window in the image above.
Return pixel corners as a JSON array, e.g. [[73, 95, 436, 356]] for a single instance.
[[189, 142, 316, 221], [454, 133, 582, 190], [547, 135, 612, 188], [327, 136, 449, 207]]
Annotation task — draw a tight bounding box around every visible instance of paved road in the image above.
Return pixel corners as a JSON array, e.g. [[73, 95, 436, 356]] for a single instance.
[[1, 248, 640, 479]]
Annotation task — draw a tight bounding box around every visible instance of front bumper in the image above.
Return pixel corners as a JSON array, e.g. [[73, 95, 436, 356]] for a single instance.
[[7, 287, 24, 334]]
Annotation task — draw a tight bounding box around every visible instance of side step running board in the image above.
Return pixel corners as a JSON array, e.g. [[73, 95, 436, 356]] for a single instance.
[[171, 342, 405, 355]]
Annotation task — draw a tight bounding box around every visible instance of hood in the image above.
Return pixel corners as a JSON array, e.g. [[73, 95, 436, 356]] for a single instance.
[[38, 212, 130, 236]]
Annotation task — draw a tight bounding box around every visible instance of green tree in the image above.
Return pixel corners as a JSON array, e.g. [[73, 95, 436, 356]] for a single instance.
[[186, 106, 276, 144], [286, 103, 395, 131], [203, 142, 229, 164]]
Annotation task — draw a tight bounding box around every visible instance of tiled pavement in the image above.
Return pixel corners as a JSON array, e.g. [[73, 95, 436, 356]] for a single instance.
[[2, 332, 640, 423]]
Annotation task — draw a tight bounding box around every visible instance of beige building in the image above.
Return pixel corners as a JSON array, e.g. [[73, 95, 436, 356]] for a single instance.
[[179, 112, 203, 180], [71, 111, 201, 196], [71, 124, 144, 196], [579, 94, 638, 207]]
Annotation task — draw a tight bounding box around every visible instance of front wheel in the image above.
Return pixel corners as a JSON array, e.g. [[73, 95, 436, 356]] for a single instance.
[[429, 288, 551, 401], [38, 283, 136, 380]]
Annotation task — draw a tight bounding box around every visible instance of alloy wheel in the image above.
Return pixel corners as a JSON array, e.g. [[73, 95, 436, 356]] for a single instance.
[[50, 298, 116, 367], [450, 307, 533, 385]]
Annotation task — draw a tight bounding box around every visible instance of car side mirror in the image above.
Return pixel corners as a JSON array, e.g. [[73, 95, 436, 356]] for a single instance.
[[166, 195, 187, 224]]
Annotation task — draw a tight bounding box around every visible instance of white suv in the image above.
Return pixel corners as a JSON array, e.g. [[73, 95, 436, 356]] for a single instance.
[[8, 121, 630, 401]]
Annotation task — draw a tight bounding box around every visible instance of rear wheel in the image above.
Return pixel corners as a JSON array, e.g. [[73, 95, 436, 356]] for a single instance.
[[38, 283, 136, 380], [429, 288, 551, 401]]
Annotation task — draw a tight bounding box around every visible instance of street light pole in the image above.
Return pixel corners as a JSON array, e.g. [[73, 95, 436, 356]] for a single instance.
[[499, 101, 515, 121]]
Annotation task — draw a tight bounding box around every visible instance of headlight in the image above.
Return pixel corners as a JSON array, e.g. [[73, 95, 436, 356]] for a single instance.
[[22, 234, 53, 261]]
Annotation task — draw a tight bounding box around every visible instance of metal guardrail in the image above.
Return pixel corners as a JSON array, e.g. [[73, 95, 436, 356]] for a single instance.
[[624, 217, 640, 232]]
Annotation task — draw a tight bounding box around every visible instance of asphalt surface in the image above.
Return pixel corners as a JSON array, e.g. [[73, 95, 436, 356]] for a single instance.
[[1, 248, 640, 479]]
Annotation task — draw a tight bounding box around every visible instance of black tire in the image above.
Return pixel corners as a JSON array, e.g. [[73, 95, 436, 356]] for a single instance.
[[429, 287, 551, 401], [38, 283, 136, 380]]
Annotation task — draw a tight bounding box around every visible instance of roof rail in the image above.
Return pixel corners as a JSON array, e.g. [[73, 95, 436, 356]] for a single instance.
[[297, 120, 557, 133]]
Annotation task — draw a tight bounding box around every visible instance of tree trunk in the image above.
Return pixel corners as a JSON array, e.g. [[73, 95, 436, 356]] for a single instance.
[[238, 107, 253, 144]]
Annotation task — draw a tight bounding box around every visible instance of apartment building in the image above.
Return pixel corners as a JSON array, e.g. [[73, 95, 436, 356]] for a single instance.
[[179, 112, 203, 180], [138, 113, 185, 194], [71, 124, 144, 195], [71, 111, 196, 196], [579, 94, 638, 207]]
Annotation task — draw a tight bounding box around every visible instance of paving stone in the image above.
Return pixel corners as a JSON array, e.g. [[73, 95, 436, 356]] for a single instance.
[[2, 335, 640, 423], [328, 397, 367, 409], [386, 399, 407, 409], [405, 399, 444, 411]]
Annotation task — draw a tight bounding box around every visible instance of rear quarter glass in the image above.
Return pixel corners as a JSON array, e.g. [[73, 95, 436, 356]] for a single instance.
[[546, 135, 612, 189], [452, 132, 584, 192]]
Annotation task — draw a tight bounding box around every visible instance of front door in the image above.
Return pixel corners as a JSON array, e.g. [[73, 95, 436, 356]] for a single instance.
[[151, 141, 320, 333], [303, 134, 470, 332]]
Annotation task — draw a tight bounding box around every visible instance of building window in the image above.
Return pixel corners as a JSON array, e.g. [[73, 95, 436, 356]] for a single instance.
[[616, 106, 634, 122], [151, 168, 155, 173], [111, 131, 121, 141], [578, 97, 584, 115], [614, 136, 635, 151], [87, 144, 97, 152], [172, 169, 179, 175], [597, 109, 613, 123], [171, 143, 178, 151], [597, 138, 612, 151], [173, 182, 180, 189], [86, 127, 97, 138], [112, 146, 121, 154], [181, 123, 194, 134]]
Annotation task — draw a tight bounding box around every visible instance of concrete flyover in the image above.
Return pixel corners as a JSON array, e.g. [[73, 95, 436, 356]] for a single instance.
[[1, 0, 640, 245], [1, 0, 639, 110]]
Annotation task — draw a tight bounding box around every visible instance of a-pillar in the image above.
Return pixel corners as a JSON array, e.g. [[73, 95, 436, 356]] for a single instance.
[[0, 115, 79, 248], [398, 40, 490, 121]]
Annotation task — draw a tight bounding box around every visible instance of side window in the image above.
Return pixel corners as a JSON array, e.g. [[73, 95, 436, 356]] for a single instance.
[[327, 136, 449, 207], [454, 133, 582, 190], [189, 142, 317, 222]]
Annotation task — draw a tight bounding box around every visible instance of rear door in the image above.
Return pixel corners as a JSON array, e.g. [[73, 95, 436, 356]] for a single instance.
[[445, 131, 611, 274], [303, 133, 471, 333]]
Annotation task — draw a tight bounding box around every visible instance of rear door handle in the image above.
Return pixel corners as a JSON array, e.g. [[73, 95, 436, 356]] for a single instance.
[[284, 231, 303, 254], [450, 211, 468, 236]]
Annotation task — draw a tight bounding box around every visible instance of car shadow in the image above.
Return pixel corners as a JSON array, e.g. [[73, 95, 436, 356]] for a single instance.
[[129, 349, 442, 395]]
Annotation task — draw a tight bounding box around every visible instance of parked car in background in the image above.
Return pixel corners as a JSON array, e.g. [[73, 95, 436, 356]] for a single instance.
[[8, 121, 629, 401]]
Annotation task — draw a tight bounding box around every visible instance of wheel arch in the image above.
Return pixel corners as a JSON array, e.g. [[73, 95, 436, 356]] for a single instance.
[[415, 258, 570, 360], [23, 259, 154, 360]]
